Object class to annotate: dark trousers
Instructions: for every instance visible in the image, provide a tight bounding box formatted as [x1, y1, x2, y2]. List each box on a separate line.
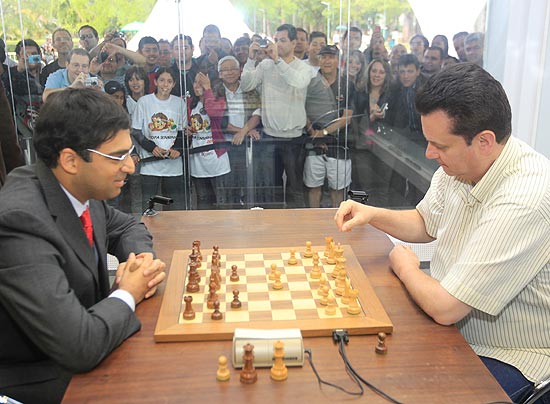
[192, 175, 226, 210]
[481, 356, 550, 404]
[256, 134, 305, 208]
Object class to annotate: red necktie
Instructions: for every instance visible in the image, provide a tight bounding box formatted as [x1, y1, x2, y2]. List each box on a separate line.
[80, 208, 94, 247]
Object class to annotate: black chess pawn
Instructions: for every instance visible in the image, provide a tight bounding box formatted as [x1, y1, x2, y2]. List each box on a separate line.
[230, 264, 240, 282]
[375, 332, 388, 355]
[231, 290, 242, 309]
[211, 300, 223, 320]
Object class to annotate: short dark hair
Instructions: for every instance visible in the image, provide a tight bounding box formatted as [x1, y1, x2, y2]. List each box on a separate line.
[296, 28, 308, 41]
[15, 39, 41, 56]
[342, 27, 362, 41]
[158, 39, 170, 47]
[203, 24, 221, 37]
[234, 36, 251, 47]
[309, 31, 327, 44]
[34, 89, 130, 167]
[171, 34, 193, 48]
[154, 66, 176, 81]
[398, 53, 420, 69]
[52, 28, 72, 42]
[138, 36, 159, 51]
[415, 63, 512, 144]
[277, 24, 297, 41]
[78, 25, 98, 39]
[431, 34, 449, 55]
[410, 34, 429, 50]
[125, 66, 150, 94]
[67, 48, 90, 63]
[425, 46, 444, 60]
[453, 31, 468, 41]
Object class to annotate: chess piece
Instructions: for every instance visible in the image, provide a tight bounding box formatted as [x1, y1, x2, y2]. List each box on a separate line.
[342, 279, 351, 305]
[231, 289, 242, 309]
[270, 340, 288, 381]
[319, 285, 329, 305]
[375, 332, 388, 355]
[183, 295, 195, 320]
[230, 264, 240, 282]
[240, 343, 257, 384]
[324, 296, 336, 315]
[186, 257, 200, 293]
[269, 263, 277, 281]
[216, 355, 230, 381]
[207, 281, 218, 309]
[272, 270, 283, 290]
[310, 252, 321, 279]
[347, 289, 361, 315]
[211, 300, 223, 320]
[303, 241, 313, 258]
[287, 249, 298, 265]
[326, 241, 336, 265]
[335, 266, 347, 296]
[193, 240, 202, 262]
[317, 274, 327, 295]
[324, 236, 333, 257]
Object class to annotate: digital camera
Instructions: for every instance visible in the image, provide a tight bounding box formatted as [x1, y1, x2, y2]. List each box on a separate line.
[28, 54, 41, 64]
[85, 77, 99, 87]
[97, 50, 109, 64]
[259, 39, 269, 48]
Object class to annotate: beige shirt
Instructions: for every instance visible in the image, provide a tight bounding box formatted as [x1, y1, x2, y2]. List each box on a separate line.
[417, 136, 550, 382]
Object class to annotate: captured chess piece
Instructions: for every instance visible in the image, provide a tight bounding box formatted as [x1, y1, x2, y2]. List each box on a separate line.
[375, 332, 388, 355]
[240, 343, 257, 384]
[270, 340, 288, 381]
[211, 300, 223, 320]
[183, 295, 195, 320]
[231, 289, 242, 309]
[216, 355, 230, 381]
[287, 249, 298, 265]
[230, 264, 240, 282]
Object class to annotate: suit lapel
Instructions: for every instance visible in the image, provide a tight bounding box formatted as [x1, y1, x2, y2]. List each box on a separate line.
[36, 162, 100, 289]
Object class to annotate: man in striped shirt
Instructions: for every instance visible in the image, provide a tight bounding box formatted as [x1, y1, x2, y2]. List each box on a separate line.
[335, 63, 549, 403]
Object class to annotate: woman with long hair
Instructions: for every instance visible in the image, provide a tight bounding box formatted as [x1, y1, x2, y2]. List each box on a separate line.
[351, 58, 392, 205]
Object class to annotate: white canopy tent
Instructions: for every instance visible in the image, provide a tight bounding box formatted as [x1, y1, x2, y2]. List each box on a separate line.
[128, 0, 252, 54]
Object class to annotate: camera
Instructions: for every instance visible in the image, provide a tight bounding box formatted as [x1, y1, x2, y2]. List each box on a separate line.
[259, 39, 269, 48]
[85, 77, 99, 87]
[347, 190, 369, 204]
[143, 195, 174, 216]
[97, 50, 109, 63]
[27, 54, 41, 65]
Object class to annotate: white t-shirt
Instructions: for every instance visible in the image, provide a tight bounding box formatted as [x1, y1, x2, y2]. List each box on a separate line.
[132, 94, 186, 177]
[126, 95, 138, 119]
[189, 101, 230, 178]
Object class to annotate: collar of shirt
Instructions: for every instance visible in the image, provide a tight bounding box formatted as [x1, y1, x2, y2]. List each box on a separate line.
[60, 183, 89, 217]
[470, 136, 517, 204]
[223, 83, 242, 98]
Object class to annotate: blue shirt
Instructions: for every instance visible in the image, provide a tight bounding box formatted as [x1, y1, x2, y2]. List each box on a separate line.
[44, 68, 70, 89]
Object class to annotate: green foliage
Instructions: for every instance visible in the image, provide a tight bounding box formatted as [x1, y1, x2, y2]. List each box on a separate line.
[1, 0, 411, 46]
[0, 0, 156, 42]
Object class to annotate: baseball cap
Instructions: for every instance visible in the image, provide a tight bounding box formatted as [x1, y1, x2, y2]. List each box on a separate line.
[318, 45, 339, 56]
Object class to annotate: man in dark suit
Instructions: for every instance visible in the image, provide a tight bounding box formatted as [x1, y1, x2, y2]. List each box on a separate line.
[0, 88, 166, 403]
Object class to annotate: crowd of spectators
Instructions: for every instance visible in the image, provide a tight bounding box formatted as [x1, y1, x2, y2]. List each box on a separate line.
[0, 23, 485, 211]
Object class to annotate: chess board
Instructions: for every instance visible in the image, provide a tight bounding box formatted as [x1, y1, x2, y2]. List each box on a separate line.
[154, 245, 393, 342]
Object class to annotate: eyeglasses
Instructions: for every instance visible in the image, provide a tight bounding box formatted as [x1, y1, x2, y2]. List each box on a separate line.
[80, 34, 95, 40]
[86, 145, 135, 162]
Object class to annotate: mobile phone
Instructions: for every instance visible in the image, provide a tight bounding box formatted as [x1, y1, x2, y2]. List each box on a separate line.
[380, 102, 388, 111]
[259, 39, 268, 48]
[97, 50, 109, 64]
[28, 55, 41, 64]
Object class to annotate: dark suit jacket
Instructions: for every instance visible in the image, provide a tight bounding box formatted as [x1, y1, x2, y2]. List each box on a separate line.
[0, 161, 155, 403]
[0, 81, 24, 188]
